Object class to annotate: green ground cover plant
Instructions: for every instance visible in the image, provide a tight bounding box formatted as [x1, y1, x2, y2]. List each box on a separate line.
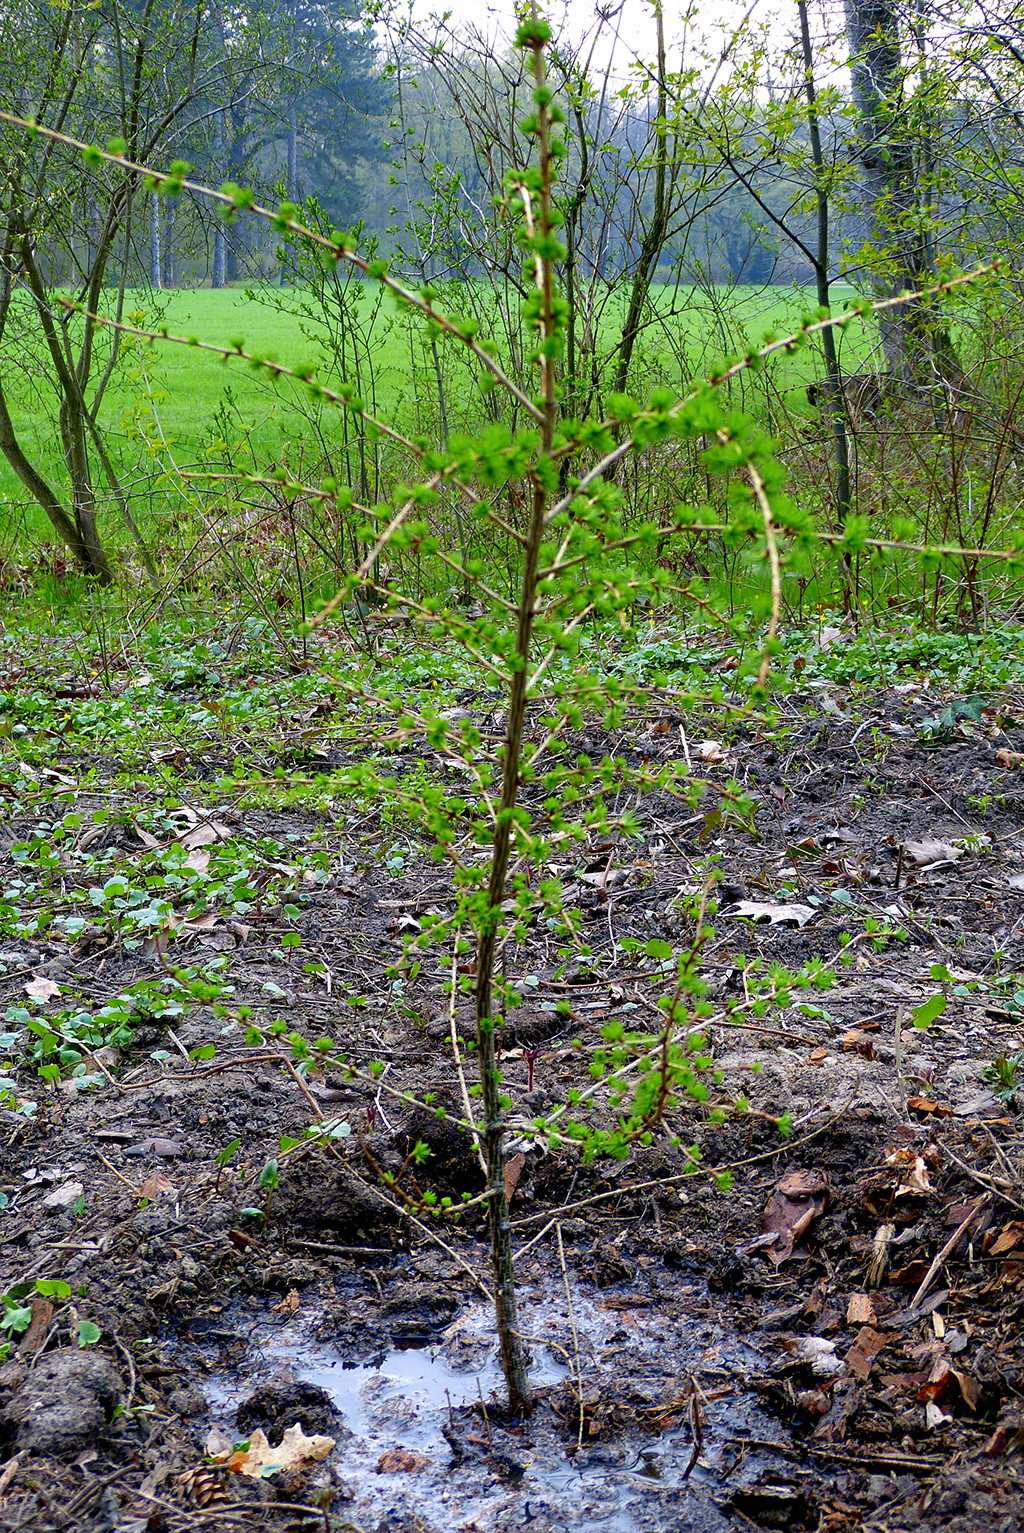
[6, 599, 1024, 1403]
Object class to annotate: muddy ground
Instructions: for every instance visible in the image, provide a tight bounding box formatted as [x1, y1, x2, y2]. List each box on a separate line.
[2, 659, 1024, 1533]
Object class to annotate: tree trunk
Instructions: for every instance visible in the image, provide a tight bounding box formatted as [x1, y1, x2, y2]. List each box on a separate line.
[0, 240, 113, 582]
[286, 107, 298, 200]
[212, 108, 227, 288]
[612, 1, 672, 397]
[149, 194, 162, 289]
[843, 0, 961, 387]
[162, 197, 175, 288]
[797, 0, 851, 530]
[0, 380, 112, 582]
[213, 224, 227, 288]
[281, 105, 298, 287]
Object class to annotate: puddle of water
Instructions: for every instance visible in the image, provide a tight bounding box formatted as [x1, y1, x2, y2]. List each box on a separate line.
[191, 1288, 789, 1533]
[208, 1332, 562, 1450]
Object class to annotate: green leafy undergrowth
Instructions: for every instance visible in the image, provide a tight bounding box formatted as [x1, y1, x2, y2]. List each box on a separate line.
[616, 617, 1024, 696]
[0, 800, 331, 945]
[2, 966, 234, 1087]
[0, 1278, 98, 1359]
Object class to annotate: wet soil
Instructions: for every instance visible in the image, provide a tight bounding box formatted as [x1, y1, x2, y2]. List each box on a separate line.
[2, 668, 1024, 1531]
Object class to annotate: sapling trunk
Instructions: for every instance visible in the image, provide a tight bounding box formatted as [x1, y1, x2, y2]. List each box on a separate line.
[472, 13, 560, 1417]
[474, 466, 545, 1415]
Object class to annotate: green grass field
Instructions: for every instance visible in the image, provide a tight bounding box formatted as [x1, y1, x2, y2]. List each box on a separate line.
[1, 278, 878, 558]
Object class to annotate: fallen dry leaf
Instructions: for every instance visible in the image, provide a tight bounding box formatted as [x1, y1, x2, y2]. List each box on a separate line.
[166, 911, 220, 935]
[504, 1152, 526, 1204]
[790, 1336, 845, 1378]
[904, 837, 963, 869]
[915, 1355, 952, 1405]
[23, 976, 61, 1003]
[376, 1448, 431, 1474]
[996, 748, 1024, 768]
[222, 1424, 335, 1478]
[729, 900, 816, 928]
[179, 821, 233, 851]
[907, 1096, 954, 1118]
[762, 1170, 828, 1265]
[990, 1222, 1024, 1256]
[951, 1366, 980, 1411]
[884, 1147, 933, 1195]
[138, 1170, 177, 1203]
[577, 868, 630, 888]
[17, 1296, 53, 1356]
[815, 626, 849, 648]
[868, 1222, 895, 1287]
[272, 1288, 301, 1315]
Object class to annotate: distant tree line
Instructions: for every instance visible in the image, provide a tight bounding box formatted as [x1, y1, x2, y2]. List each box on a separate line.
[4, 0, 1024, 579]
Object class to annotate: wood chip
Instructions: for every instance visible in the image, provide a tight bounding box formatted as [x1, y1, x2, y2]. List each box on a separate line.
[846, 1293, 876, 1326]
[846, 1325, 888, 1380]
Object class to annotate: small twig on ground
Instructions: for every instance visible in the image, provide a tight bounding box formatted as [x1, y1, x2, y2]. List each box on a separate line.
[448, 942, 486, 1173]
[348, 1168, 494, 1300]
[0, 1452, 25, 1497]
[977, 1118, 1021, 1186]
[513, 1218, 556, 1262]
[113, 1336, 139, 1413]
[97, 1152, 143, 1196]
[283, 1239, 393, 1257]
[683, 1387, 704, 1478]
[555, 1222, 586, 1452]
[476, 1380, 493, 1450]
[278, 1052, 323, 1122]
[120, 1049, 286, 1088]
[910, 1193, 990, 1310]
[940, 1142, 1024, 1215]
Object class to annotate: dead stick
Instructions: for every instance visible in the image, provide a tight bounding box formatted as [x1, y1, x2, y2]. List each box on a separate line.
[348, 1170, 494, 1302]
[279, 1052, 324, 1121]
[910, 1194, 990, 1310]
[683, 1390, 704, 1479]
[97, 1152, 141, 1196]
[555, 1222, 586, 1451]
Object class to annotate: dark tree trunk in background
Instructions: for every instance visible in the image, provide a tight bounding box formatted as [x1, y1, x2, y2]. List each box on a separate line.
[149, 194, 162, 288]
[213, 223, 227, 287]
[162, 196, 175, 288]
[212, 107, 228, 288]
[843, 0, 961, 387]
